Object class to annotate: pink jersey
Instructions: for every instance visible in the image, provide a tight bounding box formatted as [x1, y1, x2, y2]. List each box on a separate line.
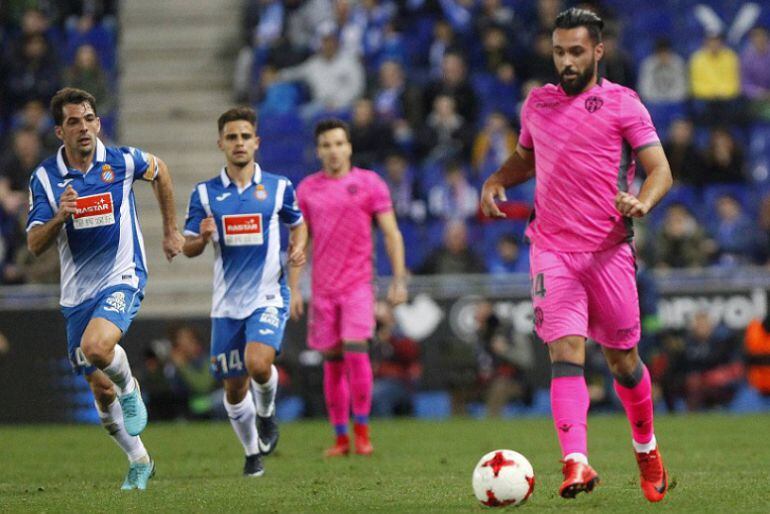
[297, 167, 393, 295]
[519, 79, 660, 252]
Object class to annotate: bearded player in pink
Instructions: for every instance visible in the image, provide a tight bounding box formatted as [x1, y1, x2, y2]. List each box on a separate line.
[481, 9, 673, 502]
[290, 119, 408, 457]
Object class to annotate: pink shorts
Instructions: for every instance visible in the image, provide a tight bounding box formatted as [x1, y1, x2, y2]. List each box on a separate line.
[529, 243, 640, 349]
[308, 284, 375, 351]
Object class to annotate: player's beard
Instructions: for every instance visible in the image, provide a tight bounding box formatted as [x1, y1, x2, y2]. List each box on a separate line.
[559, 59, 596, 96]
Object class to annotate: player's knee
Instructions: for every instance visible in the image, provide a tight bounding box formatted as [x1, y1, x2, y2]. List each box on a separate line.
[80, 335, 113, 366]
[223, 379, 249, 404]
[246, 354, 272, 382]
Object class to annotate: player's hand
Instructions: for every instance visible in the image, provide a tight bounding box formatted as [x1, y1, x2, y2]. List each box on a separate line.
[480, 179, 507, 218]
[615, 192, 650, 218]
[55, 185, 78, 221]
[290, 289, 304, 320]
[163, 230, 185, 261]
[387, 278, 408, 306]
[199, 216, 216, 241]
[287, 242, 306, 267]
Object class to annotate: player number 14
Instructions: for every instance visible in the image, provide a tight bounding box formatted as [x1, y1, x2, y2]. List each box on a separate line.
[216, 350, 244, 374]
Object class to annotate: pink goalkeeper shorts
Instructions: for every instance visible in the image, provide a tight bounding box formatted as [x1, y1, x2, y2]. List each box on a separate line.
[529, 243, 641, 349]
[308, 284, 375, 351]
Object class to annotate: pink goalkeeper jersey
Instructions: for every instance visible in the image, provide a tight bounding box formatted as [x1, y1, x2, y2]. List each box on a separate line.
[297, 167, 393, 295]
[519, 79, 660, 252]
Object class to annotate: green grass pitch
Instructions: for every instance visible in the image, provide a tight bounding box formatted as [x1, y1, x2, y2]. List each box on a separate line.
[1, 413, 768, 513]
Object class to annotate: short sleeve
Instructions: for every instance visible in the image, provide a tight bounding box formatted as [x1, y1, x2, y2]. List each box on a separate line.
[368, 173, 393, 215]
[183, 186, 206, 236]
[517, 94, 533, 150]
[279, 179, 303, 226]
[123, 146, 158, 182]
[619, 91, 660, 151]
[26, 170, 55, 231]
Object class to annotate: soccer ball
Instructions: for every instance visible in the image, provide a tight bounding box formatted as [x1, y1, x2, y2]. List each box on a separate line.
[472, 449, 535, 507]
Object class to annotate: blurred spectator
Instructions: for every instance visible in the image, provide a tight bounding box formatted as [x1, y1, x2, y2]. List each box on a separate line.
[0, 127, 43, 196]
[741, 26, 770, 121]
[653, 204, 716, 269]
[427, 161, 477, 220]
[637, 38, 688, 104]
[419, 220, 485, 274]
[167, 324, 218, 419]
[701, 127, 746, 184]
[417, 95, 473, 164]
[365, 17, 407, 71]
[711, 194, 756, 266]
[758, 194, 770, 264]
[428, 19, 458, 78]
[482, 61, 520, 120]
[478, 25, 514, 75]
[523, 30, 557, 84]
[5, 33, 60, 112]
[744, 313, 770, 396]
[663, 119, 703, 185]
[382, 152, 425, 222]
[285, 0, 334, 51]
[423, 52, 477, 123]
[332, 0, 367, 56]
[63, 44, 113, 114]
[474, 300, 534, 416]
[474, 0, 515, 35]
[599, 31, 635, 88]
[371, 301, 421, 416]
[139, 347, 182, 421]
[9, 99, 58, 152]
[370, 59, 422, 129]
[683, 311, 743, 411]
[486, 234, 529, 274]
[278, 27, 364, 118]
[349, 98, 394, 169]
[689, 33, 741, 124]
[471, 111, 517, 179]
[256, 65, 301, 115]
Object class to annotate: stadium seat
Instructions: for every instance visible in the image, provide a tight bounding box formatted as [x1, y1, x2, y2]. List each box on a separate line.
[729, 383, 770, 413]
[276, 396, 305, 422]
[413, 391, 452, 419]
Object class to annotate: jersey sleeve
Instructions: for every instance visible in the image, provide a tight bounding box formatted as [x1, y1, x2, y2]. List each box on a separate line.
[123, 146, 159, 182]
[619, 91, 660, 151]
[368, 173, 393, 215]
[26, 170, 55, 231]
[517, 94, 534, 150]
[183, 186, 206, 236]
[279, 179, 303, 226]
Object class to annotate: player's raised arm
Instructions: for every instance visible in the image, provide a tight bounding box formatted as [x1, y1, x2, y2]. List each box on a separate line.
[27, 184, 78, 256]
[375, 210, 407, 306]
[615, 145, 673, 218]
[147, 155, 184, 261]
[480, 144, 536, 218]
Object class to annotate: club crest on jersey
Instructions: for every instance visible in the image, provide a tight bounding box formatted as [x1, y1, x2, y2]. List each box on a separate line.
[255, 184, 268, 200]
[101, 164, 115, 183]
[259, 306, 280, 327]
[347, 184, 358, 195]
[104, 291, 127, 313]
[584, 96, 603, 113]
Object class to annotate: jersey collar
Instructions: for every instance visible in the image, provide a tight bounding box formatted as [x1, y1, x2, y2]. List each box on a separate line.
[220, 162, 262, 189]
[56, 138, 107, 177]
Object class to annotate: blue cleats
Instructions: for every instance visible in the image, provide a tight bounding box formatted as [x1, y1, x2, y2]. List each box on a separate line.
[119, 378, 147, 436]
[121, 458, 155, 490]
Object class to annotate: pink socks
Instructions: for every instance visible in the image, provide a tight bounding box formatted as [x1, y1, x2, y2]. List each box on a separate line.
[344, 349, 373, 425]
[613, 362, 654, 446]
[323, 359, 349, 430]
[550, 363, 590, 459]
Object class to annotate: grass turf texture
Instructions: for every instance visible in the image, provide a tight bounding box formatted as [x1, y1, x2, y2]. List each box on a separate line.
[1, 413, 768, 513]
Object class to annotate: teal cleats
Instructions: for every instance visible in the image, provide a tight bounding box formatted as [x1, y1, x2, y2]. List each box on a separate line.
[119, 379, 147, 436]
[121, 459, 155, 491]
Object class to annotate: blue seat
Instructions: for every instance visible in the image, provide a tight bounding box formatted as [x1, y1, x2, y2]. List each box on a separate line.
[413, 391, 452, 419]
[276, 396, 305, 422]
[647, 184, 701, 225]
[729, 383, 770, 413]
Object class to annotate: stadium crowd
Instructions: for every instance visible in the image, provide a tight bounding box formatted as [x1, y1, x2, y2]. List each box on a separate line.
[2, 0, 770, 419]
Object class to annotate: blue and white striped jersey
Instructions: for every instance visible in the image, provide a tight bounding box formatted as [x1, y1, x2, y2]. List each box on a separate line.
[26, 139, 158, 308]
[184, 164, 303, 319]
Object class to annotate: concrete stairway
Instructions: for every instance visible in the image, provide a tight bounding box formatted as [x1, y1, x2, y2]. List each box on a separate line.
[118, 0, 242, 316]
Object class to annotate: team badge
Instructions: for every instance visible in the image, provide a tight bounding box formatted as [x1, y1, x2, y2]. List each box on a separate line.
[584, 96, 603, 113]
[347, 184, 358, 195]
[533, 307, 544, 328]
[101, 164, 115, 183]
[255, 184, 268, 200]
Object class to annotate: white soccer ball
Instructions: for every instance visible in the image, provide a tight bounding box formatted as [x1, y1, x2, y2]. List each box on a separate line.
[472, 449, 535, 508]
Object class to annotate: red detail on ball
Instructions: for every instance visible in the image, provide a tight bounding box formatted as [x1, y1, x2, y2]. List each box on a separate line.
[483, 489, 517, 507]
[481, 451, 517, 478]
[523, 475, 536, 502]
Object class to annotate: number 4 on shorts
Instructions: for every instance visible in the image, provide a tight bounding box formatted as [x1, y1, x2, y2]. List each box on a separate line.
[533, 273, 546, 298]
